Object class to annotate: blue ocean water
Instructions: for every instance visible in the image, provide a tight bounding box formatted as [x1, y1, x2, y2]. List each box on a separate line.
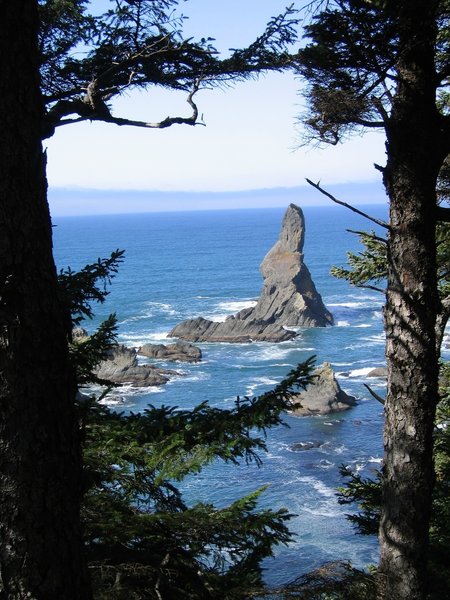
[53, 204, 389, 585]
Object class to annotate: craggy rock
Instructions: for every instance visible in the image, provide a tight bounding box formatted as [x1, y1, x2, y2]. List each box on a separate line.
[138, 341, 202, 362]
[94, 345, 179, 387]
[290, 362, 357, 416]
[169, 204, 333, 343]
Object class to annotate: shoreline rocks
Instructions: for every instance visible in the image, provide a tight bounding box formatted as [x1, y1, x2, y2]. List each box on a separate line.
[138, 341, 202, 363]
[290, 362, 357, 416]
[94, 345, 180, 387]
[169, 204, 333, 343]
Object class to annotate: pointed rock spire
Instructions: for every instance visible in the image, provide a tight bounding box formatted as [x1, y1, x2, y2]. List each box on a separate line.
[169, 204, 333, 343]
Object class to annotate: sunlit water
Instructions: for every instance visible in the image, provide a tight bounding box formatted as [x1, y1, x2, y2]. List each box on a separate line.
[53, 204, 398, 585]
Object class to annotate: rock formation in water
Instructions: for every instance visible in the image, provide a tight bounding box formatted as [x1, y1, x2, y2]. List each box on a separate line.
[138, 341, 202, 362]
[94, 345, 179, 387]
[290, 363, 357, 416]
[169, 204, 333, 343]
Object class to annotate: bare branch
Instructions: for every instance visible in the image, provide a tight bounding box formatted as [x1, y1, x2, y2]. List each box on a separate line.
[305, 178, 390, 230]
[363, 383, 385, 405]
[47, 80, 203, 136]
[346, 229, 388, 244]
[354, 283, 386, 294]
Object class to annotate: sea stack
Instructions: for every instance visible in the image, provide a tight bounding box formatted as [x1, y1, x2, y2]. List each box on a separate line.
[169, 204, 333, 343]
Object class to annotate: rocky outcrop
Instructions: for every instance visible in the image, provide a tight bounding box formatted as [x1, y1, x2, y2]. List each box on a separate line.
[169, 204, 333, 343]
[367, 367, 387, 378]
[95, 345, 179, 387]
[138, 341, 202, 363]
[290, 362, 357, 416]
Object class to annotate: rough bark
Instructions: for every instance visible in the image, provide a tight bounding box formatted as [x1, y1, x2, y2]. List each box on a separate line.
[0, 3, 91, 598]
[378, 2, 445, 598]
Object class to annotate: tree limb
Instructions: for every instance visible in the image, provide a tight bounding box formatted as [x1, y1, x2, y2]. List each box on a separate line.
[346, 229, 388, 244]
[363, 383, 385, 405]
[44, 80, 203, 138]
[305, 179, 390, 229]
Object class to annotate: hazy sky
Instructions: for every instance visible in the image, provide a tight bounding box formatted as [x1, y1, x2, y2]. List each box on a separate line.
[45, 0, 387, 215]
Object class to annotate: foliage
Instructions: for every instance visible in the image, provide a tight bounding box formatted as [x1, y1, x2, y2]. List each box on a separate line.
[253, 561, 376, 600]
[330, 231, 387, 292]
[335, 366, 450, 600]
[58, 249, 124, 325]
[336, 468, 382, 537]
[38, 0, 300, 138]
[58, 250, 124, 384]
[59, 254, 318, 598]
[78, 361, 316, 599]
[81, 400, 294, 599]
[296, 0, 450, 146]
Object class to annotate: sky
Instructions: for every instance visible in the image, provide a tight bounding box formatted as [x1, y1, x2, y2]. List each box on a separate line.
[45, 0, 388, 216]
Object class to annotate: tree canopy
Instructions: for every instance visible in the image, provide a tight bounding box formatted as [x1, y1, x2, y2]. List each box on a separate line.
[39, 0, 299, 138]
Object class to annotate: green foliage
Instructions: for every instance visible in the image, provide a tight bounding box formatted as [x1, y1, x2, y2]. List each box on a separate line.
[296, 0, 398, 144]
[296, 0, 450, 146]
[58, 249, 124, 324]
[58, 250, 124, 385]
[253, 561, 376, 600]
[79, 360, 316, 598]
[335, 364, 450, 599]
[62, 251, 317, 598]
[330, 232, 387, 291]
[336, 468, 381, 537]
[70, 314, 119, 385]
[38, 0, 300, 138]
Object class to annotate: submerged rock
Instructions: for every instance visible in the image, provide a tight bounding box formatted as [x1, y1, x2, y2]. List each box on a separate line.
[169, 204, 333, 343]
[290, 362, 357, 416]
[94, 345, 179, 387]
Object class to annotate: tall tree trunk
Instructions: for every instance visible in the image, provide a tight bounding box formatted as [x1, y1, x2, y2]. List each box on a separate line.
[0, 3, 91, 598]
[378, 2, 444, 598]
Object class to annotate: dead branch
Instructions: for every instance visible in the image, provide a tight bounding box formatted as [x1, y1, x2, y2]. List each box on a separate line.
[305, 178, 390, 229]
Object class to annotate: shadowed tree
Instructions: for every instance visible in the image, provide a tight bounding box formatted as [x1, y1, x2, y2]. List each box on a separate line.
[295, 1, 450, 598]
[0, 2, 300, 597]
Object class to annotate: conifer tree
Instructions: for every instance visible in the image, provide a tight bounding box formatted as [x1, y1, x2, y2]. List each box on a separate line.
[59, 251, 317, 599]
[1, 2, 300, 596]
[295, 2, 450, 597]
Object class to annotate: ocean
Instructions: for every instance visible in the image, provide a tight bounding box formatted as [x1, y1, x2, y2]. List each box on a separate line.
[53, 203, 390, 586]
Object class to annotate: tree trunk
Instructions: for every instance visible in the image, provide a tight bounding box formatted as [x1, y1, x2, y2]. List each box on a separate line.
[378, 2, 445, 599]
[0, 3, 91, 598]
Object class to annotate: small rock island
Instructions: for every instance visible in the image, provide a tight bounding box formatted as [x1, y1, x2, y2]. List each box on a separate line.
[169, 204, 333, 343]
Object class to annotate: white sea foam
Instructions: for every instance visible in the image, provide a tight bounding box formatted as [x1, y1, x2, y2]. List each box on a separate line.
[118, 331, 170, 346]
[145, 301, 179, 314]
[119, 302, 179, 325]
[328, 300, 379, 309]
[204, 299, 257, 322]
[312, 479, 337, 498]
[347, 367, 376, 378]
[170, 372, 209, 384]
[316, 459, 335, 470]
[99, 384, 165, 406]
[258, 345, 293, 361]
[336, 320, 351, 327]
[363, 333, 385, 344]
[217, 299, 257, 312]
[245, 376, 280, 396]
